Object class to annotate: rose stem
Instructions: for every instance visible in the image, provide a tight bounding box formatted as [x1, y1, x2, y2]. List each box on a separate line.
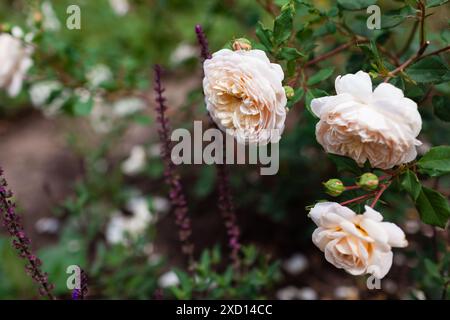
[370, 183, 391, 208]
[339, 192, 375, 207]
[153, 65, 195, 270]
[0, 168, 55, 300]
[384, 1, 431, 82]
[195, 24, 241, 269]
[304, 39, 369, 68]
[345, 185, 361, 191]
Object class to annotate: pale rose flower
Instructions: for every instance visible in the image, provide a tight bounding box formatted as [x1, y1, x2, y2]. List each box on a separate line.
[311, 71, 422, 169]
[203, 49, 287, 144]
[0, 33, 33, 97]
[309, 202, 407, 279]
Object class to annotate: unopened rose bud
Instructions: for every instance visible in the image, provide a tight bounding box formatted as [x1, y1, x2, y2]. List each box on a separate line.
[357, 173, 379, 191]
[284, 85, 295, 98]
[324, 179, 345, 197]
[232, 38, 252, 51]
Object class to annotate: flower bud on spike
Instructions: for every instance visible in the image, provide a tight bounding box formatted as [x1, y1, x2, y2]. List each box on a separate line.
[324, 179, 345, 197]
[357, 173, 379, 191]
[232, 38, 252, 51]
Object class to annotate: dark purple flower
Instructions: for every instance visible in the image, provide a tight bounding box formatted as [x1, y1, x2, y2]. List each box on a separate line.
[0, 167, 55, 300]
[153, 65, 195, 268]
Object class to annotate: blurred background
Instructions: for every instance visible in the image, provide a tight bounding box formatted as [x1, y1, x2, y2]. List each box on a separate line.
[0, 0, 449, 299]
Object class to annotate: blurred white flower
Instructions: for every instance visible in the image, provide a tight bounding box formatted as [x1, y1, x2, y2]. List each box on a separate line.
[106, 196, 153, 245]
[283, 253, 309, 275]
[112, 97, 145, 117]
[109, 0, 130, 16]
[0, 33, 33, 97]
[90, 96, 114, 133]
[404, 219, 420, 234]
[203, 49, 287, 144]
[87, 64, 112, 88]
[334, 286, 359, 300]
[29, 80, 62, 107]
[11, 26, 24, 38]
[311, 71, 422, 169]
[41, 1, 61, 31]
[35, 217, 60, 234]
[383, 279, 398, 294]
[276, 286, 299, 300]
[148, 144, 162, 158]
[297, 287, 318, 300]
[170, 43, 197, 65]
[411, 289, 426, 300]
[309, 202, 408, 279]
[151, 196, 170, 213]
[121, 145, 147, 175]
[158, 271, 180, 288]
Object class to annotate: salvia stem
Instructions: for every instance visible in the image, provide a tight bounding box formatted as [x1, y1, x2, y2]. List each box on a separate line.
[153, 65, 195, 269]
[0, 168, 55, 300]
[195, 24, 212, 61]
[71, 269, 88, 300]
[195, 24, 241, 268]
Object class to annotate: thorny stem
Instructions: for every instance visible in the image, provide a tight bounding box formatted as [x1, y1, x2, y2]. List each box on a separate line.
[384, 41, 430, 82]
[345, 185, 361, 191]
[340, 192, 376, 207]
[421, 45, 450, 59]
[195, 24, 241, 269]
[304, 39, 369, 68]
[0, 168, 55, 300]
[370, 182, 391, 208]
[153, 65, 195, 269]
[256, 0, 279, 17]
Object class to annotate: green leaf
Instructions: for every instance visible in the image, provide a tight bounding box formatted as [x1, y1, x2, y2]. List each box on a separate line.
[433, 95, 450, 122]
[401, 169, 421, 201]
[381, 6, 416, 29]
[417, 146, 450, 177]
[415, 187, 450, 228]
[273, 1, 295, 45]
[426, 0, 449, 8]
[255, 22, 273, 51]
[406, 56, 450, 83]
[73, 96, 93, 116]
[277, 47, 304, 61]
[307, 67, 335, 86]
[173, 268, 193, 293]
[328, 154, 362, 175]
[424, 259, 442, 281]
[337, 0, 377, 10]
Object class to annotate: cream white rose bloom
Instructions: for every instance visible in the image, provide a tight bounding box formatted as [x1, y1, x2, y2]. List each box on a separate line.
[0, 33, 33, 97]
[309, 202, 407, 279]
[311, 71, 422, 169]
[203, 49, 287, 144]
